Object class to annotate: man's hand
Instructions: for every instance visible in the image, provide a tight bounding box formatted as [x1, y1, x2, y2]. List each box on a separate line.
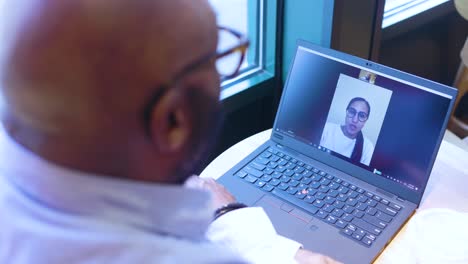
[185, 176, 237, 209]
[295, 249, 343, 264]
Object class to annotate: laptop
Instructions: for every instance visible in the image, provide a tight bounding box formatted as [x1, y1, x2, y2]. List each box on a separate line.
[217, 40, 457, 264]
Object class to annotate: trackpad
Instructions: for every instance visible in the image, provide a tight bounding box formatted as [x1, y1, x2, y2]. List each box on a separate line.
[255, 195, 310, 238]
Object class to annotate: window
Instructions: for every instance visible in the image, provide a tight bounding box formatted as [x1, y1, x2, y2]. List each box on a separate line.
[209, 0, 278, 99]
[383, 0, 450, 28]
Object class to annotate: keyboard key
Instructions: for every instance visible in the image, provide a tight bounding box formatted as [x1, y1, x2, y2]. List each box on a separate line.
[278, 183, 288, 190]
[278, 159, 288, 166]
[303, 170, 313, 177]
[319, 186, 330, 193]
[262, 184, 274, 192]
[357, 188, 365, 194]
[381, 199, 389, 205]
[334, 201, 345, 209]
[329, 182, 340, 190]
[334, 178, 343, 184]
[332, 209, 344, 218]
[353, 210, 364, 218]
[336, 219, 347, 229]
[348, 191, 359, 199]
[352, 233, 363, 241]
[291, 159, 298, 164]
[295, 192, 306, 199]
[365, 192, 374, 198]
[289, 180, 299, 187]
[389, 202, 402, 211]
[313, 200, 325, 208]
[262, 152, 272, 158]
[361, 237, 373, 246]
[338, 186, 349, 194]
[363, 214, 388, 229]
[319, 171, 327, 177]
[292, 174, 303, 181]
[260, 175, 272, 182]
[356, 203, 368, 211]
[326, 215, 338, 224]
[311, 174, 322, 181]
[236, 171, 248, 178]
[350, 185, 357, 191]
[264, 168, 274, 175]
[298, 162, 305, 167]
[244, 166, 263, 177]
[272, 172, 282, 179]
[255, 157, 270, 165]
[306, 165, 313, 170]
[287, 187, 297, 195]
[343, 214, 354, 222]
[270, 179, 281, 186]
[316, 210, 328, 219]
[283, 155, 291, 161]
[294, 167, 305, 174]
[324, 196, 336, 204]
[312, 168, 320, 173]
[267, 162, 278, 169]
[352, 218, 382, 236]
[277, 152, 284, 158]
[328, 190, 339, 198]
[346, 224, 357, 232]
[301, 178, 312, 185]
[375, 211, 392, 223]
[275, 166, 286, 173]
[366, 199, 377, 207]
[315, 192, 326, 200]
[343, 206, 354, 214]
[342, 182, 350, 187]
[244, 175, 257, 183]
[310, 182, 321, 189]
[280, 176, 291, 183]
[255, 181, 266, 188]
[346, 198, 358, 207]
[305, 195, 315, 204]
[306, 188, 318, 196]
[366, 207, 377, 216]
[376, 203, 397, 216]
[337, 194, 348, 202]
[373, 196, 381, 202]
[323, 204, 334, 213]
[342, 228, 353, 236]
[285, 170, 294, 177]
[271, 156, 280, 162]
[356, 229, 366, 237]
[357, 195, 368, 203]
[267, 148, 276, 154]
[366, 234, 376, 241]
[320, 179, 331, 186]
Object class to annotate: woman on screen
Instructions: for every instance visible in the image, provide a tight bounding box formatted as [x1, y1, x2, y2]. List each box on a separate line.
[320, 97, 375, 166]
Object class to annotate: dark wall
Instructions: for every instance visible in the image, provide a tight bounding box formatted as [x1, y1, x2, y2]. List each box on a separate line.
[379, 4, 468, 86]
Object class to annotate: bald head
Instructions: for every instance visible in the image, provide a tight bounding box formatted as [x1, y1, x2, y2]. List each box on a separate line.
[1, 0, 217, 133]
[0, 0, 221, 182]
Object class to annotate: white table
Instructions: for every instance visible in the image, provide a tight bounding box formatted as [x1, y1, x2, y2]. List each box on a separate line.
[201, 129, 468, 263]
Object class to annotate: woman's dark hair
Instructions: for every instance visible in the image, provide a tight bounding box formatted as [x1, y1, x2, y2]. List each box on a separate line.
[346, 97, 370, 164]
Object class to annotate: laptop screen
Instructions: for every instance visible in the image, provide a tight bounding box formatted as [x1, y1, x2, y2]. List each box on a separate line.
[275, 45, 453, 195]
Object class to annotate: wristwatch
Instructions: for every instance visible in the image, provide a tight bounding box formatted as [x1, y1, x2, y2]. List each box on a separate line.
[213, 202, 248, 221]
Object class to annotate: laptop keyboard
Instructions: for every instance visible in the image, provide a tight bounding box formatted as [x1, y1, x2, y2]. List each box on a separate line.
[234, 147, 403, 247]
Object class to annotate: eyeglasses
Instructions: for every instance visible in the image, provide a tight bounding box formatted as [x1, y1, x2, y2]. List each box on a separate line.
[143, 26, 250, 135]
[346, 107, 369, 122]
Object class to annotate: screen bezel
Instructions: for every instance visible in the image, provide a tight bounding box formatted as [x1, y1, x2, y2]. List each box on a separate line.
[271, 40, 457, 205]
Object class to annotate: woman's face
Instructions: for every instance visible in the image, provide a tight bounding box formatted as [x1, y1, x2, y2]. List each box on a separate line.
[344, 100, 369, 138]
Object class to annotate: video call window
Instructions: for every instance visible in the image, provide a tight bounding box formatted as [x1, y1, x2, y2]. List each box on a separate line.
[275, 47, 451, 192]
[320, 73, 392, 167]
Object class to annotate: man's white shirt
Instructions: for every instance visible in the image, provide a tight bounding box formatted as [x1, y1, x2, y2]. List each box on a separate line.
[0, 126, 301, 263]
[320, 122, 374, 166]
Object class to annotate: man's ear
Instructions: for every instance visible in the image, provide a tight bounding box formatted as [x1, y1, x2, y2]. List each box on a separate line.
[148, 89, 192, 153]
